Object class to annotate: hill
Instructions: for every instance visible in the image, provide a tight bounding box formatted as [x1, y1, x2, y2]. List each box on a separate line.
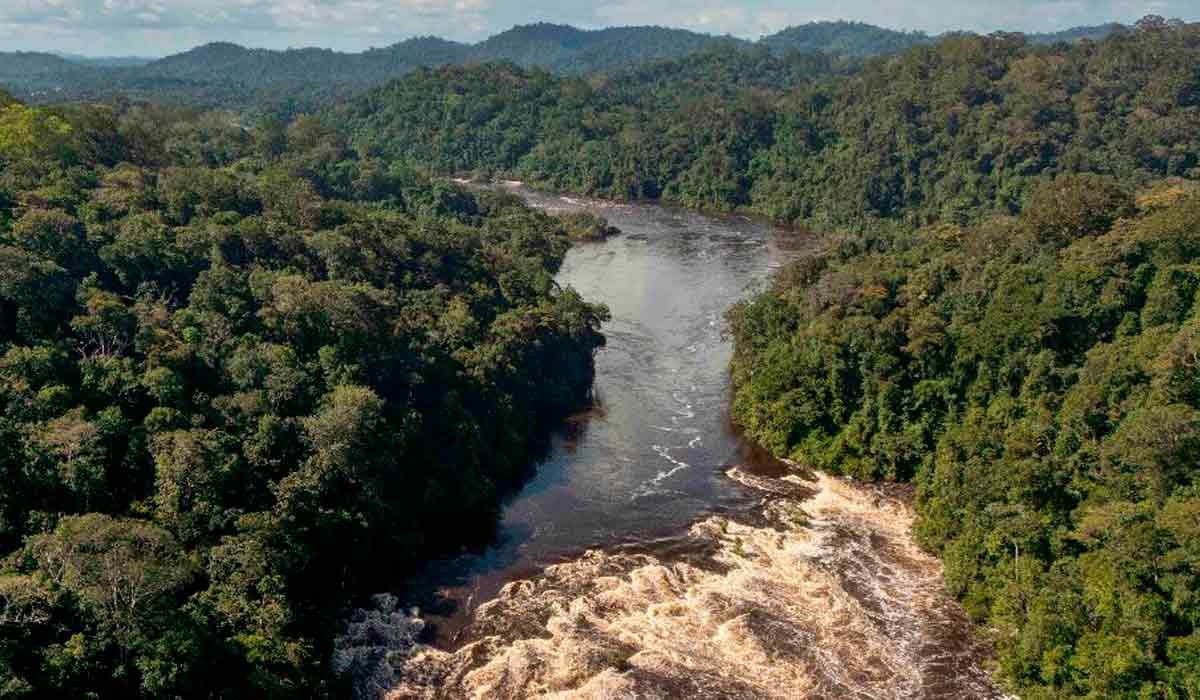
[0, 24, 737, 112]
[137, 37, 470, 84]
[471, 23, 739, 71]
[57, 53, 156, 67]
[341, 19, 1199, 226]
[0, 52, 104, 91]
[758, 20, 1122, 57]
[0, 93, 607, 698]
[1028, 22, 1125, 44]
[0, 19, 1139, 115]
[761, 21, 931, 56]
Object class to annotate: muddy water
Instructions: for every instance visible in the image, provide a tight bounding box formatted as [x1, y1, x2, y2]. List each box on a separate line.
[372, 186, 1004, 699]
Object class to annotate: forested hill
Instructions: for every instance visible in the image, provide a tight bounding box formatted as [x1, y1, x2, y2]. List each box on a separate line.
[1028, 22, 1127, 44]
[0, 52, 106, 94]
[716, 17, 1200, 700]
[760, 21, 931, 56]
[342, 18, 1199, 228]
[124, 24, 736, 79]
[469, 24, 737, 71]
[0, 20, 1124, 113]
[758, 20, 1122, 55]
[55, 54, 154, 68]
[136, 38, 468, 82]
[120, 25, 736, 90]
[730, 176, 1200, 700]
[0, 24, 728, 110]
[0, 91, 607, 697]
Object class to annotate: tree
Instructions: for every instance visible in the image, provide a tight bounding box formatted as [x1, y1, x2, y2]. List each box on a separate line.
[26, 514, 193, 652]
[0, 104, 73, 164]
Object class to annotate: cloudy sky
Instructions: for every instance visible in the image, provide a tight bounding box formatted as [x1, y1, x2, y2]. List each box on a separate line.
[2, 0, 1196, 56]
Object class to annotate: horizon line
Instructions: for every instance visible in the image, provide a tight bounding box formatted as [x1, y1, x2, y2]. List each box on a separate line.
[11, 16, 1148, 60]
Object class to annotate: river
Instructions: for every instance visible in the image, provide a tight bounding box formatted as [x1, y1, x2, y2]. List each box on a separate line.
[335, 186, 1006, 699]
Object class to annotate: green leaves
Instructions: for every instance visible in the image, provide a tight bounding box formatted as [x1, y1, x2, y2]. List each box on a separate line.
[0, 103, 606, 697]
[0, 104, 74, 165]
[25, 514, 193, 649]
[342, 25, 1200, 233]
[1023, 174, 1137, 248]
[732, 188, 1200, 696]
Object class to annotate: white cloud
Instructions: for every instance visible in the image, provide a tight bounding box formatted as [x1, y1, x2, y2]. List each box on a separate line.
[0, 0, 1196, 55]
[0, 0, 492, 51]
[590, 0, 1198, 36]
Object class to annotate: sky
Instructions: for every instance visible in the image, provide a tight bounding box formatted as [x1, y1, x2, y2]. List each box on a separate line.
[1, 0, 1197, 57]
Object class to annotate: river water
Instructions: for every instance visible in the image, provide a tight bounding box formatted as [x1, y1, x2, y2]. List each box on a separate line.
[346, 186, 1006, 699]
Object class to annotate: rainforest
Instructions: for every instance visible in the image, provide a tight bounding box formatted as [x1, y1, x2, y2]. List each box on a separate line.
[1, 13, 1199, 700]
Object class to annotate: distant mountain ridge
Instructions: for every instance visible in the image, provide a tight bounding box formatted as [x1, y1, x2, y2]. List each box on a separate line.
[757, 20, 1127, 55]
[130, 24, 736, 82]
[55, 53, 156, 67]
[760, 20, 929, 56]
[0, 20, 1129, 109]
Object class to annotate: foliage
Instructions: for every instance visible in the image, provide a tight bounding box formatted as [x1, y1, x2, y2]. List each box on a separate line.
[750, 17, 1200, 227]
[760, 21, 931, 57]
[0, 95, 607, 698]
[728, 175, 1200, 697]
[0, 24, 735, 115]
[0, 15, 1195, 699]
[340, 48, 849, 210]
[0, 103, 74, 163]
[0, 20, 1024, 115]
[342, 19, 1200, 229]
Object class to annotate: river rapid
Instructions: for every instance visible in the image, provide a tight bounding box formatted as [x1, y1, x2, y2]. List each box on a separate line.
[336, 186, 1006, 699]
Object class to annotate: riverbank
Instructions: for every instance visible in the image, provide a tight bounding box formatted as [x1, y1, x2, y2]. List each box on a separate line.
[339, 186, 1005, 699]
[449, 175, 829, 236]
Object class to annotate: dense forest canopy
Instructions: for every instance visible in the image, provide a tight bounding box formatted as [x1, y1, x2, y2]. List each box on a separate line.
[338, 47, 850, 208]
[729, 174, 1200, 699]
[339, 15, 1200, 697]
[0, 20, 1123, 115]
[0, 91, 607, 697]
[759, 21, 931, 57]
[0, 24, 743, 113]
[758, 19, 1126, 55]
[1, 11, 1199, 700]
[719, 17, 1200, 700]
[338, 18, 1199, 229]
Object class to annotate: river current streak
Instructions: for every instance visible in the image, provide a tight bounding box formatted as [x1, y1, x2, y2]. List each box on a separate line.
[351, 186, 1003, 699]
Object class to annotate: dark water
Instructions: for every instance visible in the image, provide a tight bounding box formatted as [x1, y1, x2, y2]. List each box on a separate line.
[408, 185, 807, 641]
[379, 186, 1004, 700]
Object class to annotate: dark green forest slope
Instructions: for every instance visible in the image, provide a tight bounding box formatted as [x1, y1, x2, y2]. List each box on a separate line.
[760, 21, 930, 56]
[1, 13, 1197, 700]
[340, 16, 1200, 697]
[0, 24, 734, 112]
[730, 175, 1200, 699]
[0, 20, 1121, 115]
[758, 20, 1121, 56]
[339, 47, 849, 208]
[0, 94, 606, 697]
[342, 18, 1199, 229]
[722, 19, 1200, 700]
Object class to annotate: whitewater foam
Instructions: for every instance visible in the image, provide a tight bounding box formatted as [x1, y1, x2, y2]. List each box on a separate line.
[373, 469, 1003, 700]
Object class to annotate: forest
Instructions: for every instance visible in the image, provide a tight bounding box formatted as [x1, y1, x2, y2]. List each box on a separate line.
[341, 15, 1200, 697]
[342, 17, 1198, 229]
[0, 22, 850, 112]
[730, 175, 1200, 698]
[0, 12, 1198, 700]
[0, 20, 1118, 116]
[720, 20, 1200, 700]
[0, 93, 606, 697]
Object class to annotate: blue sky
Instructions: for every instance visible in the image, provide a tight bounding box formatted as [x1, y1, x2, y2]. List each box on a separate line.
[2, 0, 1197, 56]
